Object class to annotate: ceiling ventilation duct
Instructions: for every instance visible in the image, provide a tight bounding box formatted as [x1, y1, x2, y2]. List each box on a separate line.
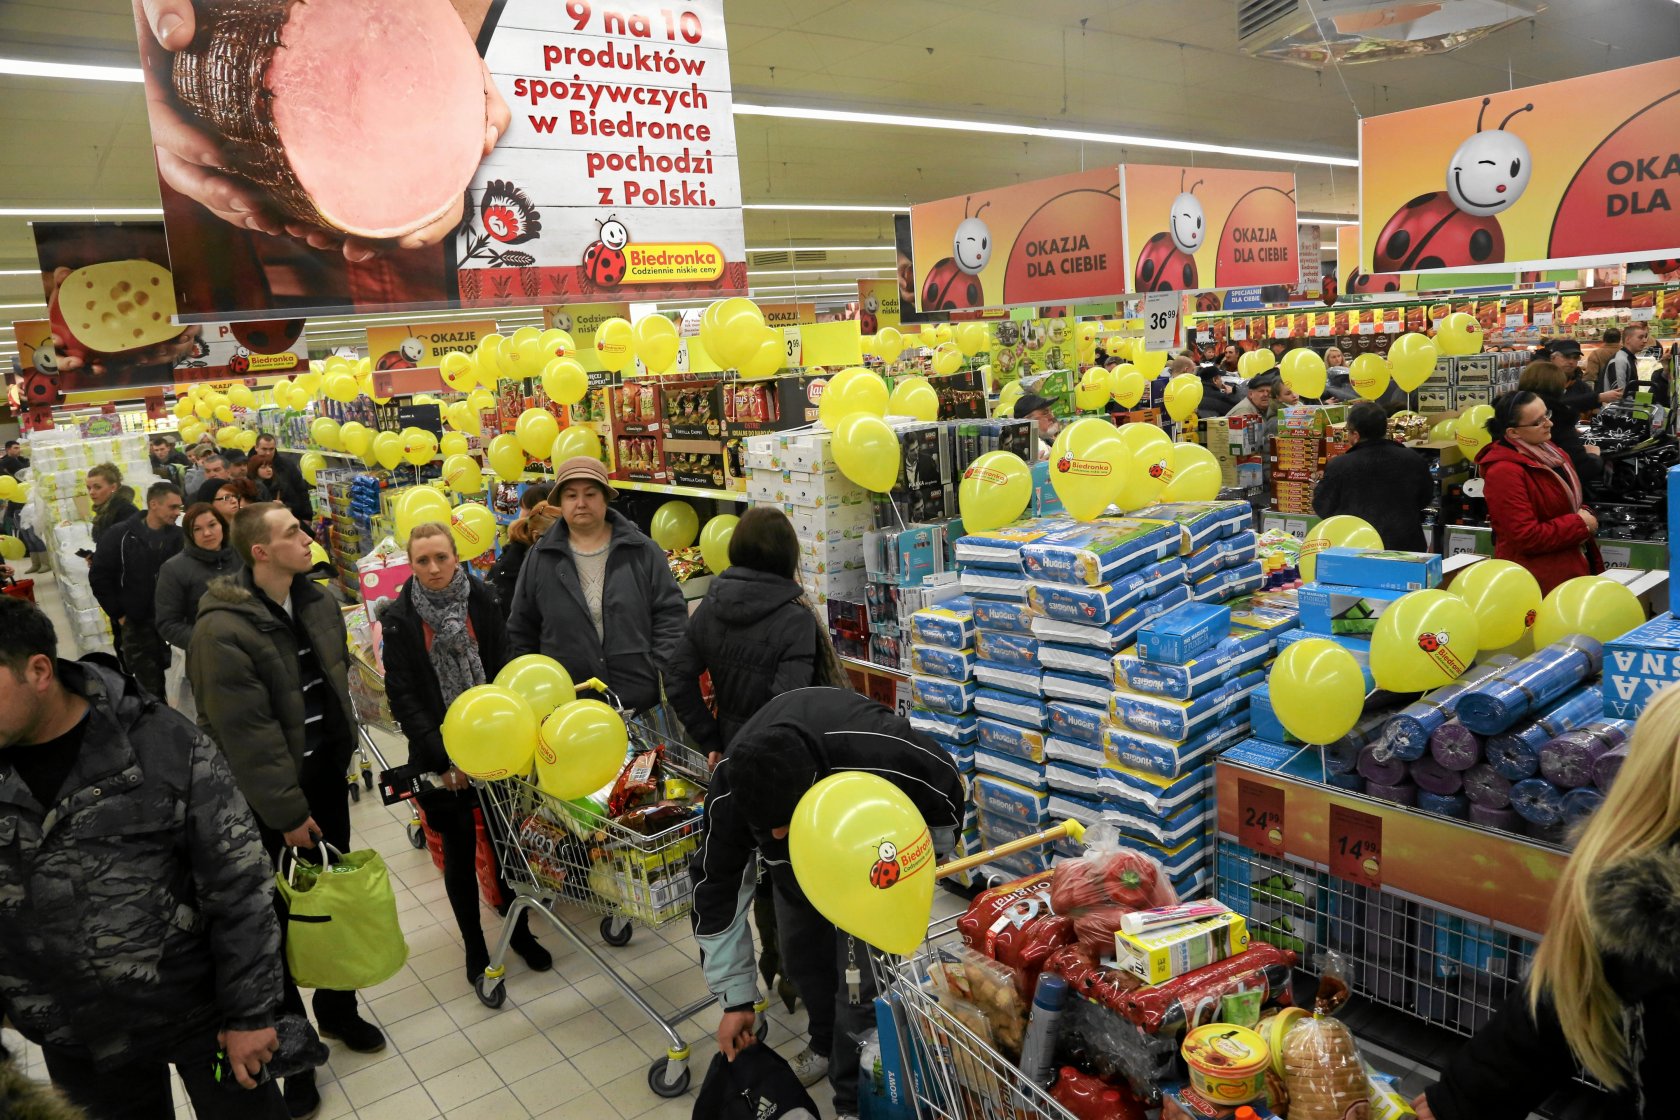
[1238, 0, 1546, 67]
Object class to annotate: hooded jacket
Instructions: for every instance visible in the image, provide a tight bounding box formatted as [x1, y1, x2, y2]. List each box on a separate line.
[486, 506, 554, 622]
[1311, 437, 1434, 552]
[89, 512, 183, 627]
[153, 541, 242, 650]
[666, 567, 823, 756]
[187, 569, 356, 833]
[690, 688, 965, 1009]
[0, 659, 281, 1069]
[1476, 438, 1602, 595]
[1535, 380, 1603, 491]
[90, 486, 137, 542]
[1425, 843, 1680, 1119]
[505, 508, 687, 713]
[378, 575, 510, 773]
[262, 454, 314, 524]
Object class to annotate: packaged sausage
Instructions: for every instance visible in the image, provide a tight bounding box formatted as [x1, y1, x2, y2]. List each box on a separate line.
[1117, 941, 1298, 1036]
[957, 870, 1055, 962]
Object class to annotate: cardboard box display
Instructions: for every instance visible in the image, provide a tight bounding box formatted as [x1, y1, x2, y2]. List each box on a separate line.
[1297, 582, 1406, 637]
[1314, 547, 1442, 591]
[1604, 613, 1680, 720]
[1136, 601, 1232, 665]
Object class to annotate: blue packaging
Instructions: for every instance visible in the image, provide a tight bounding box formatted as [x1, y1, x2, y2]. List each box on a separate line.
[1219, 736, 1328, 784]
[907, 707, 978, 745]
[1132, 500, 1253, 550]
[1112, 625, 1278, 701]
[1604, 613, 1680, 720]
[1046, 760, 1212, 817]
[910, 674, 977, 715]
[976, 717, 1047, 763]
[971, 598, 1036, 633]
[1030, 583, 1192, 651]
[1314, 546, 1443, 592]
[1671, 465, 1680, 613]
[975, 810, 1042, 846]
[1041, 671, 1114, 707]
[909, 644, 977, 681]
[945, 742, 976, 774]
[1040, 642, 1113, 679]
[1045, 735, 1106, 770]
[1102, 718, 1246, 779]
[1026, 557, 1187, 624]
[909, 601, 976, 650]
[959, 568, 1031, 602]
[1190, 560, 1265, 604]
[1228, 592, 1301, 634]
[1046, 700, 1110, 745]
[975, 748, 1048, 790]
[952, 517, 1076, 571]
[1019, 518, 1183, 587]
[1276, 629, 1371, 673]
[1136, 601, 1232, 665]
[974, 688, 1050, 729]
[975, 630, 1040, 669]
[1297, 582, 1407, 637]
[1247, 683, 1297, 745]
[1184, 531, 1259, 583]
[1109, 670, 1263, 742]
[974, 659, 1043, 697]
[974, 773, 1050, 825]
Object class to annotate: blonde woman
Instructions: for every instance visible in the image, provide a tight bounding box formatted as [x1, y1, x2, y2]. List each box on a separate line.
[1417, 685, 1680, 1118]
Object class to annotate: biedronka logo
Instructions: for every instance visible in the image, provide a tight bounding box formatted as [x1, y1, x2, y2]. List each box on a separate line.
[868, 828, 933, 890]
[963, 464, 1008, 485]
[1055, 453, 1112, 477]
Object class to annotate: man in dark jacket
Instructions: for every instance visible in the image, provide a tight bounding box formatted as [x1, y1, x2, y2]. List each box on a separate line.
[0, 596, 286, 1118]
[252, 433, 315, 525]
[1312, 402, 1434, 553]
[90, 481, 184, 700]
[506, 457, 687, 713]
[149, 435, 185, 489]
[692, 687, 965, 1115]
[193, 454, 233, 506]
[188, 503, 383, 1117]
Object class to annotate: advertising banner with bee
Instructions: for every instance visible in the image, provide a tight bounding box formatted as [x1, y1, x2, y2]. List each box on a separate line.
[1359, 56, 1680, 276]
[1118, 165, 1300, 295]
[131, 0, 745, 322]
[366, 321, 498, 372]
[543, 303, 632, 372]
[909, 167, 1126, 313]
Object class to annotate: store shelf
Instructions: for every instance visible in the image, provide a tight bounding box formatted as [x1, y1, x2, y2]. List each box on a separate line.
[516, 467, 750, 503]
[839, 654, 907, 680]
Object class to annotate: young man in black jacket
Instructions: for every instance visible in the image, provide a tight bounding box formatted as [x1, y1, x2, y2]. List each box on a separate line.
[1312, 401, 1434, 552]
[90, 481, 184, 700]
[252, 433, 315, 526]
[691, 687, 965, 1117]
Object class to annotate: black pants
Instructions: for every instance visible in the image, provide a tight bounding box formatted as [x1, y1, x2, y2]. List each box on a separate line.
[771, 866, 878, 1115]
[259, 745, 359, 1030]
[118, 621, 170, 702]
[42, 1029, 287, 1120]
[415, 786, 518, 958]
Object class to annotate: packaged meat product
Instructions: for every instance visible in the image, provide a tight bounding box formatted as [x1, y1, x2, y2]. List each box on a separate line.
[958, 871, 1055, 963]
[1282, 1016, 1370, 1120]
[1055, 990, 1179, 1101]
[1118, 942, 1298, 1036]
[1045, 944, 1144, 1012]
[607, 748, 662, 816]
[1003, 914, 1075, 998]
[1050, 1067, 1149, 1120]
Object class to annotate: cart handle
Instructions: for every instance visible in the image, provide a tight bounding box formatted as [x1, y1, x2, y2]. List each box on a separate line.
[934, 819, 1086, 880]
[578, 677, 608, 694]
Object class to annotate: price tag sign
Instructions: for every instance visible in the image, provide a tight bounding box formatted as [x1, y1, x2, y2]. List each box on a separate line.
[1237, 779, 1286, 857]
[1613, 284, 1626, 301]
[1143, 291, 1181, 352]
[673, 339, 692, 376]
[1231, 328, 1248, 342]
[1357, 322, 1376, 335]
[1196, 329, 1214, 343]
[1505, 313, 1527, 328]
[1533, 311, 1554, 327]
[782, 325, 804, 368]
[1272, 326, 1290, 339]
[1382, 320, 1401, 334]
[1328, 803, 1383, 888]
[1631, 305, 1656, 322]
[1601, 543, 1633, 569]
[1313, 325, 1331, 337]
[1446, 529, 1479, 556]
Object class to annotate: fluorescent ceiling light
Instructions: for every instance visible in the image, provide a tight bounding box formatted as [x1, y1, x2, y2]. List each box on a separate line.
[0, 58, 143, 83]
[746, 245, 893, 254]
[0, 303, 45, 310]
[1300, 217, 1356, 226]
[747, 266, 894, 277]
[0, 268, 39, 276]
[0, 207, 162, 217]
[743, 203, 906, 213]
[734, 102, 1359, 168]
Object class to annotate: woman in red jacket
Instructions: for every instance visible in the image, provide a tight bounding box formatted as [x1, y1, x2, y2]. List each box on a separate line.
[1475, 390, 1602, 594]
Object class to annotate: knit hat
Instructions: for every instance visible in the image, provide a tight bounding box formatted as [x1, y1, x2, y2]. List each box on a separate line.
[728, 726, 822, 832]
[551, 456, 617, 499]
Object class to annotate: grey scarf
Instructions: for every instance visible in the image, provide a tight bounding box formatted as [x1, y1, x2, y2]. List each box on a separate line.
[411, 567, 485, 706]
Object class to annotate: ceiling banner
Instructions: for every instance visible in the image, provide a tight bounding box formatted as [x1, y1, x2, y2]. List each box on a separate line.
[366, 321, 497, 370]
[1359, 56, 1680, 276]
[1119, 165, 1300, 294]
[857, 278, 901, 333]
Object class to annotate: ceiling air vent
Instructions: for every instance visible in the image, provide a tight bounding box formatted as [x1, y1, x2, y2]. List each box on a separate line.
[1239, 0, 1299, 42]
[1237, 0, 1546, 68]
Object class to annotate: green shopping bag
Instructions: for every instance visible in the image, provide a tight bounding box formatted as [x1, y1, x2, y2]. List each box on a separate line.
[276, 843, 409, 991]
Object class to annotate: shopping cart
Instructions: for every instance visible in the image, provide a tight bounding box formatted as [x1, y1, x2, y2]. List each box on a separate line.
[474, 678, 766, 1098]
[346, 641, 420, 840]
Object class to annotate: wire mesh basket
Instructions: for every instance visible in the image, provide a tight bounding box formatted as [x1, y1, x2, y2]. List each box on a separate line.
[347, 647, 399, 735]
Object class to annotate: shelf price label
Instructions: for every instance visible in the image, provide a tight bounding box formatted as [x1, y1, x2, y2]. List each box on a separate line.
[1238, 779, 1286, 857]
[1143, 291, 1181, 352]
[782, 326, 804, 368]
[1328, 803, 1383, 888]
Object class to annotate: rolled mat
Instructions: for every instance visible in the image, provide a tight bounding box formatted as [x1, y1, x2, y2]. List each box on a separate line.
[1326, 772, 1367, 794]
[1539, 720, 1634, 790]
[1463, 763, 1513, 809]
[1326, 710, 1395, 773]
[1523, 819, 1571, 845]
[1417, 790, 1469, 819]
[1428, 722, 1484, 772]
[1410, 755, 1465, 797]
[1455, 637, 1604, 736]
[1484, 687, 1604, 782]
[1469, 803, 1520, 830]
[1375, 655, 1519, 762]
[1358, 743, 1410, 788]
[1323, 735, 1362, 775]
[1594, 745, 1628, 792]
[1366, 780, 1418, 807]
[1510, 777, 1565, 827]
[1563, 787, 1605, 826]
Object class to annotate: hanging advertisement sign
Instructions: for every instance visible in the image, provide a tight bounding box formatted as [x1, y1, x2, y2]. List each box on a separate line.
[857, 278, 901, 333]
[1120, 165, 1299, 293]
[1336, 226, 1411, 295]
[131, 0, 745, 321]
[910, 167, 1126, 312]
[1359, 57, 1680, 276]
[366, 321, 498, 370]
[544, 302, 632, 371]
[173, 320, 308, 385]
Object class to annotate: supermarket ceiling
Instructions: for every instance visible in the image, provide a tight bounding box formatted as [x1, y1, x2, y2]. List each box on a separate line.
[0, 0, 1677, 330]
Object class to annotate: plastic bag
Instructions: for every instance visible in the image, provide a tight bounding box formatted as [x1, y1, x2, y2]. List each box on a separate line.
[957, 870, 1055, 962]
[1048, 823, 1178, 915]
[1282, 1015, 1370, 1120]
[1004, 913, 1075, 998]
[930, 944, 1029, 1060]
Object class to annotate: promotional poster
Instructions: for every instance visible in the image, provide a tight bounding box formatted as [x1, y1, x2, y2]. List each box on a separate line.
[367, 320, 498, 370]
[1119, 165, 1300, 293]
[544, 302, 632, 370]
[132, 0, 746, 321]
[1359, 57, 1680, 275]
[857, 278, 901, 334]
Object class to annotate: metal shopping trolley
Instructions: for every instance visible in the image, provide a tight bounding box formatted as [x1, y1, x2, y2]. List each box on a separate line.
[474, 679, 765, 1098]
[347, 641, 424, 842]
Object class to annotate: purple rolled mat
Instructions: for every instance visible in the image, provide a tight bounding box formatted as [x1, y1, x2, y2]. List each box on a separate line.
[1367, 780, 1418, 807]
[1358, 743, 1409, 787]
[1417, 790, 1469, 819]
[1411, 755, 1465, 796]
[1510, 777, 1565, 826]
[1326, 772, 1366, 793]
[1539, 720, 1634, 790]
[1428, 722, 1484, 772]
[1594, 746, 1628, 791]
[1322, 734, 1362, 775]
[1470, 803, 1520, 830]
[1563, 787, 1604, 826]
[1463, 764, 1513, 809]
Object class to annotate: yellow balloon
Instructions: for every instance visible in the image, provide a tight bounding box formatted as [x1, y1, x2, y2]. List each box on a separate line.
[372, 431, 404, 470]
[1133, 349, 1169, 378]
[0, 480, 19, 503]
[446, 400, 481, 435]
[401, 428, 438, 466]
[1349, 354, 1392, 401]
[1113, 440, 1170, 512]
[700, 514, 738, 574]
[552, 425, 604, 465]
[935, 324, 953, 346]
[1118, 422, 1172, 459]
[179, 420, 206, 445]
[442, 453, 485, 494]
[322, 372, 358, 402]
[394, 486, 451, 543]
[362, 371, 392, 405]
[537, 328, 576, 364]
[297, 451, 327, 486]
[1455, 405, 1494, 457]
[789, 772, 937, 957]
[294, 370, 322, 397]
[1237, 350, 1276, 379]
[507, 325, 545, 377]
[1162, 442, 1222, 502]
[310, 417, 341, 451]
[1532, 576, 1646, 647]
[443, 685, 537, 780]
[1430, 418, 1457, 442]
[474, 336, 507, 386]
[930, 342, 963, 376]
[542, 357, 590, 406]
[997, 380, 1024, 413]
[874, 326, 905, 363]
[194, 399, 214, 420]
[1048, 418, 1132, 521]
[235, 429, 258, 453]
[487, 433, 527, 481]
[1111, 366, 1146, 409]
[333, 421, 365, 457]
[439, 351, 477, 391]
[958, 450, 1032, 532]
[593, 318, 634, 372]
[738, 329, 785, 380]
[955, 322, 989, 357]
[495, 655, 577, 722]
[439, 432, 469, 458]
[0, 535, 25, 561]
[173, 396, 196, 419]
[650, 500, 699, 550]
[1389, 333, 1440, 392]
[322, 356, 351, 376]
[536, 700, 628, 799]
[919, 324, 939, 350]
[632, 315, 680, 374]
[832, 414, 902, 492]
[1449, 559, 1542, 650]
[1436, 312, 1484, 357]
[1268, 639, 1367, 744]
[516, 408, 561, 459]
[1075, 367, 1111, 411]
[215, 425, 240, 448]
[213, 404, 235, 423]
[228, 383, 255, 408]
[1163, 373, 1203, 422]
[354, 357, 372, 379]
[715, 307, 769, 369]
[468, 389, 496, 414]
[1280, 349, 1327, 399]
[819, 369, 888, 428]
[1371, 589, 1480, 692]
[1299, 514, 1383, 582]
[449, 502, 498, 559]
[889, 380, 939, 421]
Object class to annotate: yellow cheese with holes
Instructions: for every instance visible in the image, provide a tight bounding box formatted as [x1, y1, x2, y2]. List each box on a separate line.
[53, 260, 179, 354]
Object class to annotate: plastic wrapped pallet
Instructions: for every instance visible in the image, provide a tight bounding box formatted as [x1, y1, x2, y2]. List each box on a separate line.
[1025, 556, 1185, 624]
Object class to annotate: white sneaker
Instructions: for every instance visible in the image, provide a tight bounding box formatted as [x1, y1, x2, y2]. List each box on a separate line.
[788, 1046, 829, 1087]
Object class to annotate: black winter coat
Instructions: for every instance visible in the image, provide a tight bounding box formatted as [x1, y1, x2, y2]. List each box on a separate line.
[667, 568, 823, 755]
[265, 455, 314, 524]
[379, 576, 510, 773]
[1311, 437, 1433, 552]
[90, 514, 183, 626]
[486, 538, 531, 622]
[1425, 841, 1680, 1119]
[1538, 383, 1603, 491]
[153, 543, 241, 650]
[90, 487, 138, 542]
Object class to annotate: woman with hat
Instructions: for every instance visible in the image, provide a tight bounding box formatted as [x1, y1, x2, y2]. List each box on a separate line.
[505, 456, 687, 714]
